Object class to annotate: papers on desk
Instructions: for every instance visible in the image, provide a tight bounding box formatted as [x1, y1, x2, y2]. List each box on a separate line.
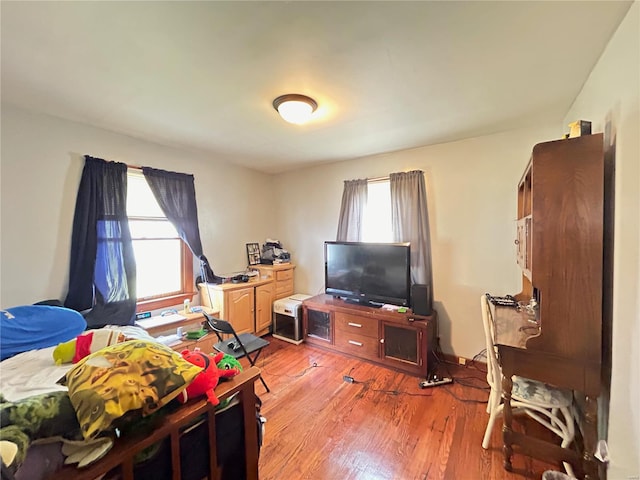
[135, 313, 186, 330]
[381, 304, 401, 311]
[154, 334, 183, 347]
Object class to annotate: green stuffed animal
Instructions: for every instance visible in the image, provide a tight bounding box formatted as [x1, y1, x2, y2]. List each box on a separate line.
[0, 392, 113, 473]
[216, 353, 243, 377]
[214, 354, 243, 411]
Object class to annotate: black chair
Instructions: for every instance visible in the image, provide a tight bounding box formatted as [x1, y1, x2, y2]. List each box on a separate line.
[203, 312, 270, 392]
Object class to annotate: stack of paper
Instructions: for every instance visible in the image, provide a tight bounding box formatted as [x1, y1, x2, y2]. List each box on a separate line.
[135, 313, 186, 330]
[381, 304, 401, 311]
[154, 334, 182, 347]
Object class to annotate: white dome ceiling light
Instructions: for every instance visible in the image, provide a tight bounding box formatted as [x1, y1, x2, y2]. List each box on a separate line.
[272, 94, 318, 125]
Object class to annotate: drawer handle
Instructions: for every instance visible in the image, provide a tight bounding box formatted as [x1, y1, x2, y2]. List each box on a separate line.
[348, 340, 363, 347]
[347, 322, 362, 328]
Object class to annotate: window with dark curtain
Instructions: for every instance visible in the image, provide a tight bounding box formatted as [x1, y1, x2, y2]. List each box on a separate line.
[64, 156, 137, 328]
[141, 166, 220, 285]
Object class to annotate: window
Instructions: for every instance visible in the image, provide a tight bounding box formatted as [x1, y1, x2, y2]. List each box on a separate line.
[127, 170, 193, 311]
[362, 180, 393, 242]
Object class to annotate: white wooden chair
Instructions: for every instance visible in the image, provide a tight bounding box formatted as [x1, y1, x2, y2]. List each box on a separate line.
[480, 294, 576, 477]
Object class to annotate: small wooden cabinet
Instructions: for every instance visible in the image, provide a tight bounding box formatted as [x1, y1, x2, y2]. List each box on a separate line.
[302, 294, 437, 377]
[253, 264, 295, 300]
[198, 278, 274, 335]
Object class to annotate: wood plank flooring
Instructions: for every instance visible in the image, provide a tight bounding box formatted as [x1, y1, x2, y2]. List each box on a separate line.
[249, 337, 564, 480]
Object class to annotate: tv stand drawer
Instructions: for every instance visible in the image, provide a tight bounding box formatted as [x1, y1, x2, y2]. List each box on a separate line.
[335, 312, 378, 338]
[334, 330, 379, 359]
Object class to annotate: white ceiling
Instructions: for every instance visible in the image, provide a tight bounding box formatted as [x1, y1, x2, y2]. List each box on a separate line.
[1, 1, 632, 174]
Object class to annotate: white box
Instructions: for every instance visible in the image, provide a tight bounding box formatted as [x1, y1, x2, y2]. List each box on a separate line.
[272, 294, 312, 345]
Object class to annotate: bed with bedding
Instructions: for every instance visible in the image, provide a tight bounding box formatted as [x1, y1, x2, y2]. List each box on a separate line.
[0, 306, 261, 480]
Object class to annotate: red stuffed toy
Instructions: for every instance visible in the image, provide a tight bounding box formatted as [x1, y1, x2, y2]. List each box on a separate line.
[177, 349, 237, 405]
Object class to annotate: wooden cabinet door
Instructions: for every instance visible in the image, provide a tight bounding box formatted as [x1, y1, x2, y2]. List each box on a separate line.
[516, 215, 533, 281]
[303, 306, 333, 345]
[380, 321, 424, 376]
[255, 282, 274, 335]
[227, 287, 254, 335]
[516, 219, 526, 269]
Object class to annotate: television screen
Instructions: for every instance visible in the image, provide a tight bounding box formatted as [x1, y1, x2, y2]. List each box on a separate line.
[324, 241, 411, 307]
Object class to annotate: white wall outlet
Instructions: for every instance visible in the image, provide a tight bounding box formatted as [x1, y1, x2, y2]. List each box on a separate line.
[458, 357, 466, 365]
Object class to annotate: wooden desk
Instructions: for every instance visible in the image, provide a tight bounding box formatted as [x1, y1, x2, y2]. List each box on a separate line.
[136, 307, 221, 353]
[494, 305, 600, 479]
[136, 307, 218, 337]
[496, 133, 605, 480]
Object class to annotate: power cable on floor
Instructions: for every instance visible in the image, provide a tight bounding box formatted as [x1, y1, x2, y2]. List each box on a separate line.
[341, 370, 434, 397]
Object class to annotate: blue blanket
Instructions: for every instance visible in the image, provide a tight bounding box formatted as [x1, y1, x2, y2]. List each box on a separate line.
[0, 306, 86, 361]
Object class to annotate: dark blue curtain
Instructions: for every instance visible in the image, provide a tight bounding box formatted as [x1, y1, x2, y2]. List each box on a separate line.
[141, 166, 222, 284]
[64, 156, 137, 328]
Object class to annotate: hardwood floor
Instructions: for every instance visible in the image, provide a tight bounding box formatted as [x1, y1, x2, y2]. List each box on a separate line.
[249, 337, 564, 480]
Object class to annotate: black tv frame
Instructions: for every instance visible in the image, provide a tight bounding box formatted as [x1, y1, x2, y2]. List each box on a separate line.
[324, 241, 411, 308]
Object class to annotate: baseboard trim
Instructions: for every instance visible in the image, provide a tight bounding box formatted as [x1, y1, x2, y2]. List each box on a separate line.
[439, 353, 487, 371]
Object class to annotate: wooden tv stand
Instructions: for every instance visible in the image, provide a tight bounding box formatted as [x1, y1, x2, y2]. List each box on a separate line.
[302, 294, 437, 377]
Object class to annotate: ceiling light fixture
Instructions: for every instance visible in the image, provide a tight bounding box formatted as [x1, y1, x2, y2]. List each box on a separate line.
[272, 94, 318, 125]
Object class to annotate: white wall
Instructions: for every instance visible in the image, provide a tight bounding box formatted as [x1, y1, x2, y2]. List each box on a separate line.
[2, 5, 637, 470]
[272, 124, 559, 360]
[564, 3, 640, 477]
[0, 105, 274, 308]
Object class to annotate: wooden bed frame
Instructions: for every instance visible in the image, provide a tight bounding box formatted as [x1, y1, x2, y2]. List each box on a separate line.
[50, 366, 261, 480]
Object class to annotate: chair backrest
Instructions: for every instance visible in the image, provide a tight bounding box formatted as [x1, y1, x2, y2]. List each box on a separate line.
[202, 312, 251, 357]
[203, 312, 234, 335]
[203, 312, 243, 347]
[480, 294, 502, 396]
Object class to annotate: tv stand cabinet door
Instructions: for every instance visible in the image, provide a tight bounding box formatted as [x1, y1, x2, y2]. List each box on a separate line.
[303, 305, 333, 345]
[381, 321, 426, 376]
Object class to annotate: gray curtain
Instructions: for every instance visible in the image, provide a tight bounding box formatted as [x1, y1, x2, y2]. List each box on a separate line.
[390, 170, 433, 292]
[336, 179, 368, 242]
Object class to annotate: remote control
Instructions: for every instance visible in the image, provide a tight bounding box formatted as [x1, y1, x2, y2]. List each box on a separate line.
[487, 294, 518, 308]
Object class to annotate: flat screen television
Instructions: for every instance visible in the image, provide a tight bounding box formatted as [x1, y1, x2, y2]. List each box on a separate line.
[324, 241, 411, 307]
